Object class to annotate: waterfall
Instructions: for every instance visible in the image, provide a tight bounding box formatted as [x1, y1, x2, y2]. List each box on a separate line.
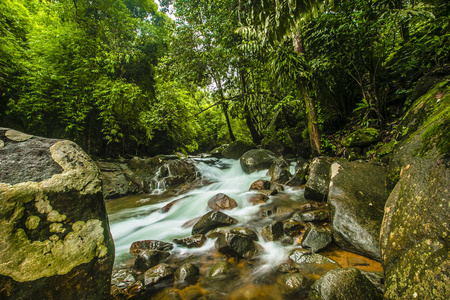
[108, 158, 303, 270]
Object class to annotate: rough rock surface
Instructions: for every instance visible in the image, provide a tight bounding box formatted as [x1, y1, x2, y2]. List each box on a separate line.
[240, 149, 277, 174]
[130, 240, 174, 255]
[214, 233, 259, 259]
[173, 234, 206, 248]
[143, 263, 173, 287]
[174, 263, 199, 283]
[328, 161, 388, 260]
[207, 193, 238, 210]
[308, 268, 383, 300]
[191, 211, 238, 235]
[304, 157, 335, 201]
[380, 79, 450, 300]
[342, 128, 381, 148]
[96, 156, 198, 199]
[222, 140, 256, 159]
[301, 225, 332, 253]
[286, 157, 309, 186]
[268, 156, 292, 184]
[0, 128, 114, 300]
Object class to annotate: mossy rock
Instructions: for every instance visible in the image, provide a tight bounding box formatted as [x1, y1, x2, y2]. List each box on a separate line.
[222, 140, 256, 159]
[342, 128, 381, 148]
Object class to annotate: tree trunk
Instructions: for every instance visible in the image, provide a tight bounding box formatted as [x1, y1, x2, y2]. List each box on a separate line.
[240, 70, 261, 144]
[221, 102, 236, 142]
[293, 33, 321, 157]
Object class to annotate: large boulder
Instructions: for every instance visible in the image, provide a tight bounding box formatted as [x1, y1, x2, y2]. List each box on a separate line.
[96, 156, 198, 199]
[328, 161, 388, 260]
[214, 233, 259, 259]
[309, 268, 383, 300]
[380, 79, 450, 300]
[222, 140, 256, 159]
[191, 211, 238, 235]
[0, 128, 114, 299]
[267, 156, 292, 184]
[304, 157, 335, 201]
[240, 149, 277, 174]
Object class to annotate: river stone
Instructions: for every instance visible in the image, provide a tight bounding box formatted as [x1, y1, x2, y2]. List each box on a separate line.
[210, 144, 228, 158]
[308, 268, 383, 300]
[286, 157, 309, 186]
[380, 80, 450, 300]
[283, 219, 306, 237]
[230, 227, 258, 241]
[215, 233, 259, 259]
[261, 220, 284, 242]
[268, 156, 292, 184]
[289, 249, 340, 266]
[130, 240, 174, 255]
[277, 273, 306, 296]
[192, 211, 238, 235]
[207, 193, 238, 210]
[173, 234, 206, 248]
[249, 179, 272, 191]
[143, 263, 173, 287]
[222, 140, 256, 159]
[301, 225, 332, 253]
[304, 156, 335, 201]
[111, 269, 136, 288]
[299, 210, 328, 222]
[342, 128, 381, 148]
[174, 263, 199, 283]
[240, 149, 277, 174]
[134, 250, 171, 272]
[328, 161, 387, 260]
[206, 261, 235, 278]
[0, 129, 114, 300]
[247, 193, 269, 205]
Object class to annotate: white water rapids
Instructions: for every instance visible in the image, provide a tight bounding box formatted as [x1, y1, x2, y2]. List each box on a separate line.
[107, 158, 304, 272]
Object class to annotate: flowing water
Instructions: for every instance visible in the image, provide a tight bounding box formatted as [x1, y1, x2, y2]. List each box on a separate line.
[106, 158, 382, 299]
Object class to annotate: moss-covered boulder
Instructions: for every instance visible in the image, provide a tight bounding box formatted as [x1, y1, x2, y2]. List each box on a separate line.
[380, 78, 450, 300]
[328, 161, 388, 260]
[309, 268, 383, 300]
[0, 128, 114, 299]
[342, 128, 381, 148]
[222, 140, 256, 159]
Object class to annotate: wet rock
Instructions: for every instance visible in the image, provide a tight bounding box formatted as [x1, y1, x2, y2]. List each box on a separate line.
[328, 161, 388, 260]
[130, 240, 174, 255]
[283, 219, 306, 237]
[192, 211, 238, 235]
[342, 128, 381, 148]
[277, 273, 306, 296]
[207, 193, 238, 211]
[274, 207, 295, 220]
[299, 210, 328, 222]
[296, 201, 320, 212]
[174, 263, 200, 283]
[210, 144, 228, 158]
[124, 281, 145, 298]
[153, 287, 182, 300]
[173, 234, 206, 248]
[134, 250, 171, 272]
[289, 249, 340, 266]
[230, 227, 259, 241]
[247, 193, 269, 205]
[111, 269, 136, 288]
[301, 225, 332, 253]
[206, 261, 235, 278]
[268, 156, 292, 184]
[215, 233, 259, 259]
[240, 149, 277, 174]
[304, 156, 335, 201]
[277, 262, 298, 273]
[222, 140, 256, 159]
[286, 157, 309, 186]
[143, 263, 173, 287]
[179, 285, 205, 300]
[0, 129, 114, 299]
[308, 268, 383, 300]
[261, 220, 284, 242]
[249, 179, 272, 191]
[360, 271, 385, 294]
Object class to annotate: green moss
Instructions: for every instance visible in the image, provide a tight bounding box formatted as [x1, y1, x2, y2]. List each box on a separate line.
[418, 115, 450, 156]
[377, 140, 398, 157]
[342, 128, 381, 147]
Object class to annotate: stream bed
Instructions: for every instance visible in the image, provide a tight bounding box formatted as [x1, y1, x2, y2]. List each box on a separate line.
[106, 158, 382, 299]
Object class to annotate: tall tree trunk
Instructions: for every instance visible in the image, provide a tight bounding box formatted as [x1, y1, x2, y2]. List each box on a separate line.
[221, 102, 236, 142]
[293, 34, 322, 157]
[240, 70, 261, 143]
